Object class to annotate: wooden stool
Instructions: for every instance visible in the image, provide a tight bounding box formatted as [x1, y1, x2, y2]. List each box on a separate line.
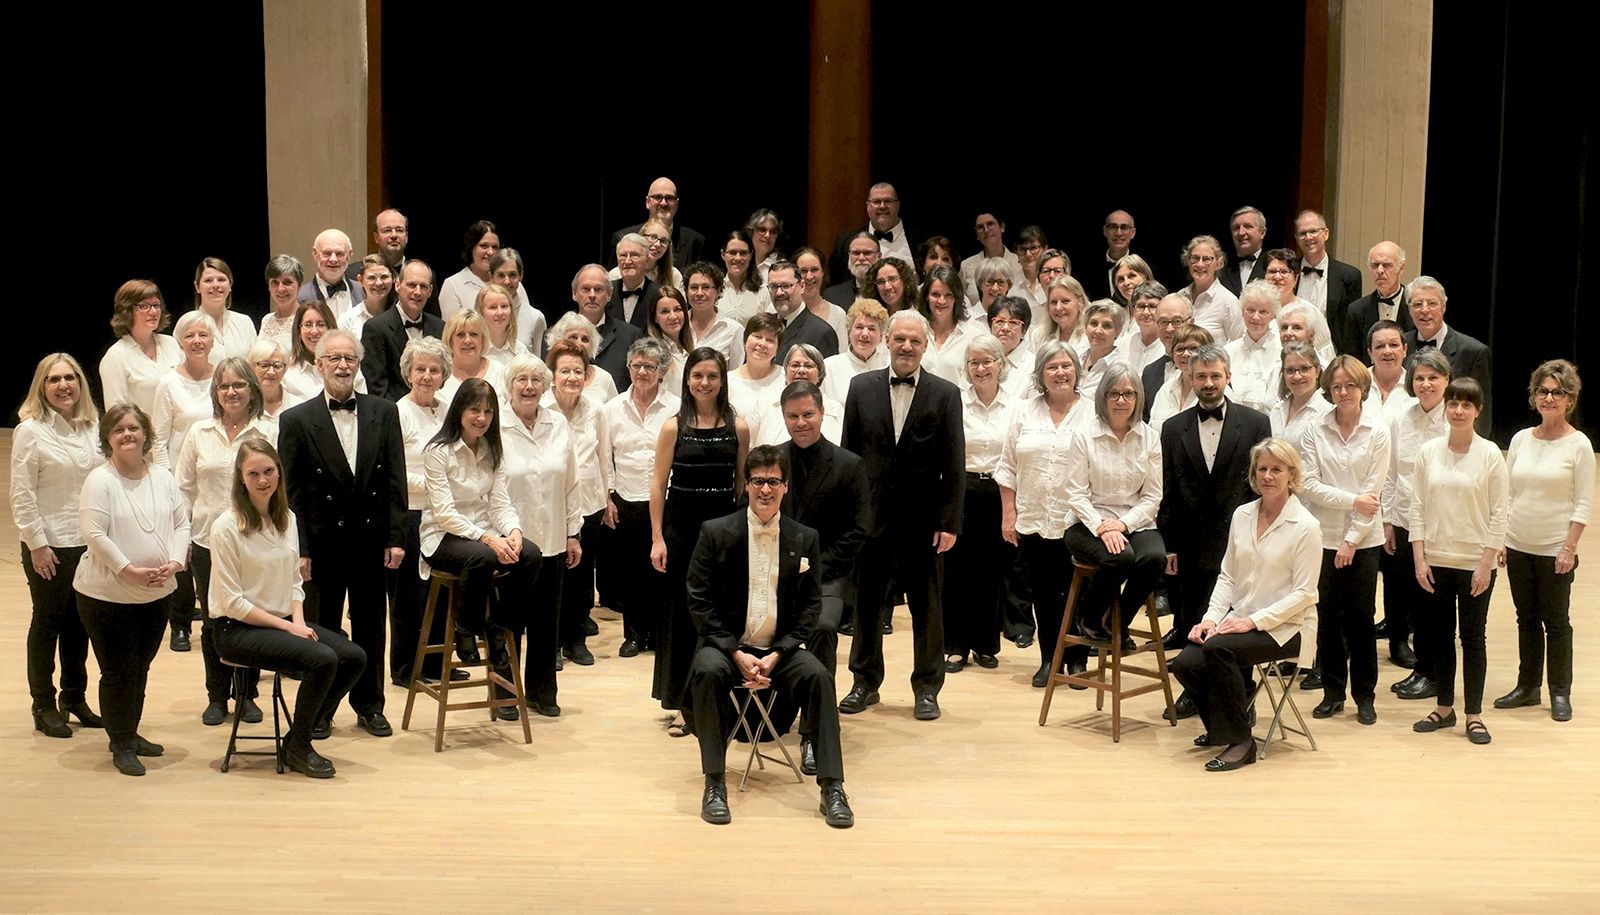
[1250, 659, 1317, 759]
[220, 661, 290, 773]
[401, 570, 531, 752]
[727, 685, 804, 791]
[1039, 560, 1178, 741]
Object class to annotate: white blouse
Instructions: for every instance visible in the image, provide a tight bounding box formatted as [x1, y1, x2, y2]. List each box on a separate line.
[1148, 374, 1195, 432]
[1064, 419, 1162, 534]
[542, 391, 611, 517]
[718, 284, 765, 328]
[206, 510, 303, 621]
[420, 438, 521, 558]
[1297, 410, 1390, 550]
[73, 463, 191, 605]
[1382, 400, 1447, 529]
[1268, 394, 1332, 446]
[689, 313, 746, 371]
[583, 369, 620, 409]
[501, 407, 584, 558]
[11, 412, 99, 549]
[437, 361, 508, 407]
[335, 302, 386, 338]
[601, 387, 682, 502]
[1117, 331, 1165, 373]
[822, 347, 888, 405]
[99, 334, 182, 415]
[960, 386, 1020, 474]
[258, 310, 299, 355]
[1505, 428, 1596, 556]
[921, 320, 981, 386]
[484, 337, 528, 368]
[1223, 332, 1281, 412]
[1184, 282, 1244, 343]
[397, 395, 446, 511]
[995, 396, 1089, 539]
[151, 368, 214, 468]
[1408, 435, 1510, 571]
[437, 267, 482, 321]
[1362, 381, 1415, 427]
[174, 416, 278, 549]
[1075, 345, 1124, 405]
[1205, 495, 1321, 651]
[728, 367, 787, 422]
[198, 309, 259, 364]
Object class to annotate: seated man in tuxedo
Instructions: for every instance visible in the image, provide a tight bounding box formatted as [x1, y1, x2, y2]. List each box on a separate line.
[1293, 210, 1363, 355]
[769, 261, 839, 361]
[829, 182, 915, 282]
[299, 228, 362, 319]
[683, 445, 853, 828]
[609, 177, 704, 271]
[609, 235, 659, 332]
[1403, 275, 1492, 435]
[572, 263, 641, 393]
[824, 233, 879, 308]
[1221, 206, 1269, 295]
[1344, 240, 1416, 348]
[361, 259, 443, 401]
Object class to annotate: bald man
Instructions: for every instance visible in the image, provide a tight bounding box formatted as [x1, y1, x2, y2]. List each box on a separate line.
[299, 228, 363, 318]
[609, 177, 705, 270]
[1343, 241, 1416, 347]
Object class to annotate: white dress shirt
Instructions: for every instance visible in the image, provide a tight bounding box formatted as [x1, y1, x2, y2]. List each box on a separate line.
[960, 385, 1019, 474]
[1362, 380, 1414, 427]
[1148, 375, 1195, 433]
[1065, 419, 1162, 534]
[1382, 400, 1447, 528]
[1199, 404, 1225, 471]
[822, 347, 888, 404]
[542, 391, 611, 517]
[922, 321, 980, 385]
[728, 367, 787, 421]
[502, 406, 584, 558]
[281, 361, 367, 408]
[751, 394, 844, 448]
[206, 510, 303, 620]
[73, 463, 191, 605]
[1224, 331, 1282, 412]
[151, 368, 214, 468]
[690, 313, 747, 372]
[1117, 331, 1166, 373]
[397, 395, 445, 511]
[959, 249, 1024, 305]
[872, 219, 915, 266]
[99, 334, 182, 416]
[1298, 254, 1330, 314]
[420, 438, 521, 557]
[313, 276, 354, 319]
[515, 301, 547, 356]
[438, 267, 483, 321]
[995, 395, 1088, 539]
[742, 510, 782, 649]
[1183, 281, 1244, 343]
[582, 369, 619, 409]
[1075, 345, 1124, 405]
[601, 387, 682, 502]
[1408, 435, 1510, 570]
[1269, 393, 1332, 444]
[1205, 495, 1321, 650]
[1298, 410, 1390, 550]
[889, 369, 921, 441]
[11, 412, 99, 550]
[437, 361, 508, 406]
[1505, 427, 1597, 556]
[484, 336, 528, 367]
[1234, 253, 1259, 290]
[718, 284, 764, 328]
[336, 301, 385, 338]
[174, 416, 278, 549]
[198, 310, 259, 364]
[325, 393, 358, 471]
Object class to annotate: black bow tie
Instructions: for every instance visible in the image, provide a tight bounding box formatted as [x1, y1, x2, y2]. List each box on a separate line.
[1377, 291, 1399, 306]
[324, 280, 347, 296]
[1415, 338, 1438, 350]
[402, 318, 426, 331]
[329, 398, 357, 412]
[873, 229, 894, 242]
[1197, 405, 1224, 422]
[1238, 254, 1256, 263]
[621, 286, 644, 298]
[889, 375, 916, 387]
[1301, 265, 1324, 278]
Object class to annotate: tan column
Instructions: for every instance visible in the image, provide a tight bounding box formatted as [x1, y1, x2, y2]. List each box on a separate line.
[262, 0, 370, 260]
[808, 0, 871, 251]
[1328, 0, 1433, 272]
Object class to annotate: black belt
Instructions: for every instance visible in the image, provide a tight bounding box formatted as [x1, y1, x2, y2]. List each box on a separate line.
[966, 471, 995, 480]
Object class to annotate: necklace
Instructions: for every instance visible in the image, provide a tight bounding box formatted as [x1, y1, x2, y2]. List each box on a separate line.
[118, 468, 160, 535]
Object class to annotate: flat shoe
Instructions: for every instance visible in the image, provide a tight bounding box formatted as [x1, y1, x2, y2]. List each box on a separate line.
[1014, 632, 1034, 650]
[1356, 700, 1377, 726]
[112, 749, 145, 776]
[239, 698, 263, 724]
[1466, 720, 1492, 745]
[1412, 710, 1457, 733]
[973, 653, 999, 669]
[1204, 741, 1257, 772]
[201, 701, 229, 726]
[944, 654, 966, 673]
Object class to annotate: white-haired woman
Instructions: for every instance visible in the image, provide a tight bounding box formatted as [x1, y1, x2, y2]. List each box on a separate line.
[752, 343, 843, 446]
[246, 339, 291, 420]
[1225, 280, 1283, 412]
[545, 311, 619, 406]
[390, 335, 450, 685]
[823, 298, 890, 403]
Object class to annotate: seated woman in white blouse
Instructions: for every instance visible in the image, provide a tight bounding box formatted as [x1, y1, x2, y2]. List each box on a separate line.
[684, 261, 746, 372]
[823, 298, 889, 403]
[391, 336, 450, 685]
[208, 439, 365, 779]
[282, 300, 367, 407]
[99, 279, 181, 415]
[1169, 438, 1320, 772]
[438, 309, 508, 406]
[751, 343, 843, 447]
[421, 378, 541, 670]
[1223, 280, 1283, 412]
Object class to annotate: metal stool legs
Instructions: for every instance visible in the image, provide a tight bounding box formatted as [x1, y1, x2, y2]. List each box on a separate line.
[726, 686, 804, 791]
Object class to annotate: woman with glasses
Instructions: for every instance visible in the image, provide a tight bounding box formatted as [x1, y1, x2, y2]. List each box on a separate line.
[684, 261, 744, 372]
[1148, 323, 1214, 430]
[867, 256, 920, 315]
[745, 210, 784, 284]
[610, 218, 683, 291]
[751, 343, 843, 447]
[1117, 281, 1169, 372]
[99, 280, 181, 415]
[1011, 228, 1050, 309]
[1180, 236, 1243, 344]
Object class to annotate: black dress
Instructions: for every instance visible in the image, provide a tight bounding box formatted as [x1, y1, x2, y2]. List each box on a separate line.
[651, 423, 739, 710]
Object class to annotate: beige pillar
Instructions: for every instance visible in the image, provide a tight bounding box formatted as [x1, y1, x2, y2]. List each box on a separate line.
[1328, 0, 1434, 274]
[263, 0, 369, 261]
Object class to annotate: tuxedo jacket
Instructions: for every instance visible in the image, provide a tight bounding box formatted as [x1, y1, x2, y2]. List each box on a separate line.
[1322, 258, 1364, 355]
[278, 393, 407, 558]
[360, 306, 444, 401]
[1157, 399, 1272, 571]
[1404, 325, 1493, 436]
[592, 315, 643, 393]
[822, 280, 860, 309]
[841, 368, 965, 536]
[1141, 354, 1173, 423]
[1345, 288, 1415, 352]
[297, 277, 365, 309]
[1219, 254, 1269, 296]
[776, 308, 840, 362]
[685, 510, 822, 656]
[610, 222, 705, 272]
[607, 277, 661, 332]
[829, 226, 918, 284]
[779, 439, 870, 583]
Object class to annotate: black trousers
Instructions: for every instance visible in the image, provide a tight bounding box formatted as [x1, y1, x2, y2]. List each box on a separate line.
[190, 544, 260, 703]
[849, 526, 945, 697]
[213, 618, 366, 750]
[1018, 533, 1084, 667]
[426, 534, 543, 635]
[1175, 560, 1221, 635]
[612, 497, 661, 647]
[1429, 565, 1494, 714]
[797, 578, 847, 739]
[303, 540, 393, 716]
[1061, 524, 1166, 629]
[388, 510, 427, 683]
[1505, 549, 1575, 693]
[504, 550, 564, 707]
[1001, 549, 1035, 641]
[1171, 630, 1301, 744]
[22, 543, 89, 710]
[1316, 546, 1380, 702]
[76, 593, 167, 749]
[559, 509, 605, 647]
[688, 644, 842, 782]
[944, 476, 1006, 657]
[1379, 525, 1434, 677]
[168, 568, 195, 631]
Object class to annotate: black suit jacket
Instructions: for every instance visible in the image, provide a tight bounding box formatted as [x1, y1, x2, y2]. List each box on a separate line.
[822, 280, 860, 309]
[592, 315, 642, 393]
[1404, 325, 1493, 436]
[776, 308, 840, 362]
[841, 368, 964, 536]
[607, 277, 660, 333]
[1157, 399, 1272, 571]
[1344, 287, 1415, 353]
[360, 306, 444, 401]
[1219, 253, 1269, 296]
[779, 439, 870, 583]
[1321, 258, 1363, 355]
[278, 393, 408, 559]
[610, 222, 705, 272]
[685, 511, 821, 656]
[1140, 354, 1173, 423]
[828, 226, 918, 283]
[298, 277, 365, 309]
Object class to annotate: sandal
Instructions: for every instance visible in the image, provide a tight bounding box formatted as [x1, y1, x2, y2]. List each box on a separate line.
[666, 719, 690, 738]
[1466, 720, 1492, 745]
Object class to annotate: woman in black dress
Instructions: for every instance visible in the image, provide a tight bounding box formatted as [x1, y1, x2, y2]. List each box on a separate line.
[649, 347, 749, 737]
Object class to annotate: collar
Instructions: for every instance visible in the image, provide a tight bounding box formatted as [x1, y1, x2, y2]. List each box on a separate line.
[1304, 253, 1329, 271]
[1091, 417, 1142, 441]
[448, 437, 490, 461]
[1417, 324, 1449, 347]
[962, 383, 1010, 410]
[325, 393, 358, 412]
[620, 281, 646, 295]
[889, 367, 922, 387]
[1237, 250, 1258, 261]
[1197, 398, 1228, 422]
[781, 307, 804, 328]
[747, 509, 781, 534]
[1319, 406, 1378, 433]
[395, 303, 426, 324]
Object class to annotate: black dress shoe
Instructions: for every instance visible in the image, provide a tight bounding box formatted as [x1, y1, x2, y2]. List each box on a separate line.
[1193, 733, 1221, 747]
[1466, 720, 1492, 745]
[201, 701, 229, 726]
[562, 642, 595, 666]
[60, 700, 104, 728]
[583, 616, 599, 637]
[701, 779, 731, 825]
[1412, 709, 1457, 732]
[554, 651, 565, 672]
[485, 628, 512, 668]
[170, 628, 191, 652]
[132, 735, 165, 757]
[619, 639, 642, 658]
[1161, 628, 1188, 652]
[240, 698, 263, 724]
[1390, 643, 1417, 668]
[494, 706, 520, 722]
[1397, 676, 1438, 701]
[1493, 684, 1541, 709]
[1552, 694, 1572, 721]
[1014, 631, 1034, 650]
[837, 619, 856, 636]
[1312, 698, 1345, 719]
[531, 702, 561, 718]
[944, 654, 967, 673]
[1356, 699, 1377, 725]
[112, 749, 146, 776]
[1163, 692, 1198, 721]
[881, 618, 894, 635]
[913, 694, 941, 721]
[1031, 664, 1054, 688]
[974, 653, 999, 669]
[838, 686, 879, 714]
[1066, 659, 1087, 690]
[357, 712, 393, 737]
[800, 736, 818, 776]
[1391, 671, 1419, 693]
[33, 708, 71, 738]
[820, 783, 854, 828]
[1373, 619, 1391, 638]
[1122, 636, 1137, 653]
[454, 628, 482, 664]
[285, 747, 336, 779]
[311, 717, 333, 740]
[1153, 593, 1171, 617]
[1204, 741, 1257, 772]
[1299, 668, 1323, 691]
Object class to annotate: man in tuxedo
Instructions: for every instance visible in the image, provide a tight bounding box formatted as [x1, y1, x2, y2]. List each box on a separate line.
[1157, 344, 1272, 716]
[824, 233, 878, 308]
[608, 235, 659, 332]
[829, 182, 916, 282]
[1141, 293, 1194, 422]
[1293, 210, 1363, 355]
[299, 228, 363, 319]
[839, 310, 963, 722]
[609, 177, 705, 271]
[1089, 210, 1138, 300]
[1220, 206, 1269, 295]
[1344, 240, 1416, 348]
[361, 260, 443, 401]
[769, 262, 839, 361]
[959, 212, 1022, 305]
[683, 445, 854, 828]
[1404, 275, 1493, 435]
[278, 329, 406, 739]
[574, 263, 642, 393]
[777, 381, 869, 773]
[346, 208, 409, 282]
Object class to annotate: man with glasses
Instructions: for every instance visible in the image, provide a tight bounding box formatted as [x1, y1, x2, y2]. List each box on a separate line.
[829, 182, 916, 282]
[1220, 206, 1269, 296]
[768, 261, 839, 361]
[609, 177, 704, 270]
[1402, 275, 1492, 435]
[1141, 293, 1194, 423]
[825, 232, 880, 308]
[1343, 240, 1417, 352]
[959, 211, 1023, 305]
[1093, 210, 1139, 300]
[1292, 210, 1363, 354]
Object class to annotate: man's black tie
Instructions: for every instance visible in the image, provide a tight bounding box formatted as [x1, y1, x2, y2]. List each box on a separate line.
[329, 398, 357, 412]
[1197, 405, 1224, 422]
[873, 229, 894, 242]
[1415, 339, 1438, 350]
[1301, 265, 1324, 278]
[402, 318, 425, 331]
[324, 280, 347, 296]
[889, 375, 915, 387]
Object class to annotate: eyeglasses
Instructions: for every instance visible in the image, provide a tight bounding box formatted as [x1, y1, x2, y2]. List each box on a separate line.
[254, 361, 287, 372]
[1104, 223, 1134, 232]
[1173, 345, 1201, 355]
[1133, 301, 1159, 311]
[768, 282, 796, 293]
[1283, 364, 1317, 377]
[1535, 388, 1570, 399]
[133, 301, 162, 312]
[1295, 228, 1327, 238]
[1188, 254, 1217, 265]
[320, 354, 359, 365]
[1106, 390, 1138, 402]
[1156, 318, 1188, 328]
[748, 477, 785, 489]
[966, 358, 997, 369]
[990, 317, 1025, 329]
[628, 362, 660, 373]
[1039, 266, 1065, 277]
[868, 197, 899, 207]
[1016, 243, 1044, 255]
[643, 234, 669, 246]
[1328, 382, 1362, 394]
[981, 278, 1010, 288]
[215, 382, 250, 392]
[647, 194, 679, 204]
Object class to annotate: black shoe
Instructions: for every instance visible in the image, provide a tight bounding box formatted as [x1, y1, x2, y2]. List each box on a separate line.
[1066, 659, 1087, 690]
[562, 643, 595, 666]
[285, 747, 336, 779]
[1467, 720, 1492, 745]
[701, 779, 731, 825]
[1390, 643, 1417, 668]
[132, 735, 165, 757]
[454, 628, 481, 665]
[169, 628, 191, 652]
[1193, 733, 1221, 747]
[112, 749, 145, 776]
[1552, 694, 1573, 721]
[201, 700, 229, 726]
[60, 700, 104, 728]
[33, 708, 71, 738]
[1299, 669, 1323, 691]
[1153, 593, 1171, 617]
[1374, 619, 1390, 638]
[1122, 636, 1137, 653]
[913, 694, 940, 721]
[838, 686, 879, 714]
[486, 628, 512, 668]
[619, 639, 642, 658]
[357, 712, 393, 737]
[1493, 684, 1541, 709]
[974, 653, 999, 669]
[1161, 628, 1188, 652]
[800, 736, 818, 776]
[820, 783, 854, 828]
[1313, 698, 1345, 719]
[1014, 631, 1034, 650]
[1031, 664, 1054, 688]
[881, 618, 893, 635]
[1397, 676, 1438, 701]
[1163, 692, 1198, 721]
[1412, 709, 1457, 732]
[944, 654, 967, 673]
[1204, 741, 1257, 772]
[1391, 671, 1419, 693]
[494, 706, 520, 722]
[311, 716, 333, 740]
[583, 616, 599, 637]
[1356, 699, 1378, 725]
[240, 698, 263, 724]
[531, 702, 561, 718]
[837, 619, 856, 636]
[554, 651, 565, 672]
